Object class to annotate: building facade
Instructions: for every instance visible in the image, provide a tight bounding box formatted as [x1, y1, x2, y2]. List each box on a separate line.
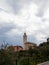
[24, 42, 36, 50]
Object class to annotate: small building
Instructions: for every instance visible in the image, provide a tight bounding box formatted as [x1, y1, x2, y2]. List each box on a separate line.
[8, 46, 23, 52]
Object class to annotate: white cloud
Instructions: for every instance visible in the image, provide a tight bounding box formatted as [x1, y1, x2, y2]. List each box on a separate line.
[0, 0, 49, 45]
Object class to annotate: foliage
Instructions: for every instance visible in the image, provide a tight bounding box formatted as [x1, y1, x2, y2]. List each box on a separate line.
[0, 42, 49, 65]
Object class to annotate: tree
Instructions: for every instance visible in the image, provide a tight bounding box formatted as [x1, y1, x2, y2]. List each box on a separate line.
[0, 44, 15, 65]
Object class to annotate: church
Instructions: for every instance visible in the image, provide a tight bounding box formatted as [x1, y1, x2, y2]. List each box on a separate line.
[23, 33, 36, 50]
[8, 33, 36, 51]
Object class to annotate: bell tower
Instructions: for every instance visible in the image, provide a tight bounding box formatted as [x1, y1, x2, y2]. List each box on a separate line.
[23, 33, 27, 44]
[23, 33, 27, 50]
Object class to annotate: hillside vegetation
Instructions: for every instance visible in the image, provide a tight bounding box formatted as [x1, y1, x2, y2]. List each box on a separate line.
[0, 42, 49, 65]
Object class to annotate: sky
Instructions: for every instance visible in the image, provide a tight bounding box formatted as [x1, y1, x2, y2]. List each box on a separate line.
[0, 0, 49, 46]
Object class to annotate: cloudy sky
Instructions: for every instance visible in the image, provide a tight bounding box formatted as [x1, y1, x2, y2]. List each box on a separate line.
[0, 0, 49, 46]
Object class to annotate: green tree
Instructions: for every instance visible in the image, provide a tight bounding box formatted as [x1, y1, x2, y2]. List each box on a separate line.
[0, 44, 15, 65]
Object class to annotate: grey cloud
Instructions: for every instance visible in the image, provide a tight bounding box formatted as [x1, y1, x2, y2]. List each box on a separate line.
[6, 0, 20, 14]
[0, 0, 49, 45]
[0, 21, 26, 45]
[6, 0, 24, 14]
[35, 0, 49, 17]
[6, 0, 33, 14]
[0, 8, 8, 13]
[0, 0, 22, 14]
[0, 22, 16, 45]
[0, 22, 16, 35]
[0, 8, 4, 11]
[27, 0, 49, 17]
[0, 0, 49, 16]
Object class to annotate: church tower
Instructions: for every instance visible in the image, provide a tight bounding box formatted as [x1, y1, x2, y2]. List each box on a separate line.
[23, 33, 27, 44]
[23, 33, 27, 50]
